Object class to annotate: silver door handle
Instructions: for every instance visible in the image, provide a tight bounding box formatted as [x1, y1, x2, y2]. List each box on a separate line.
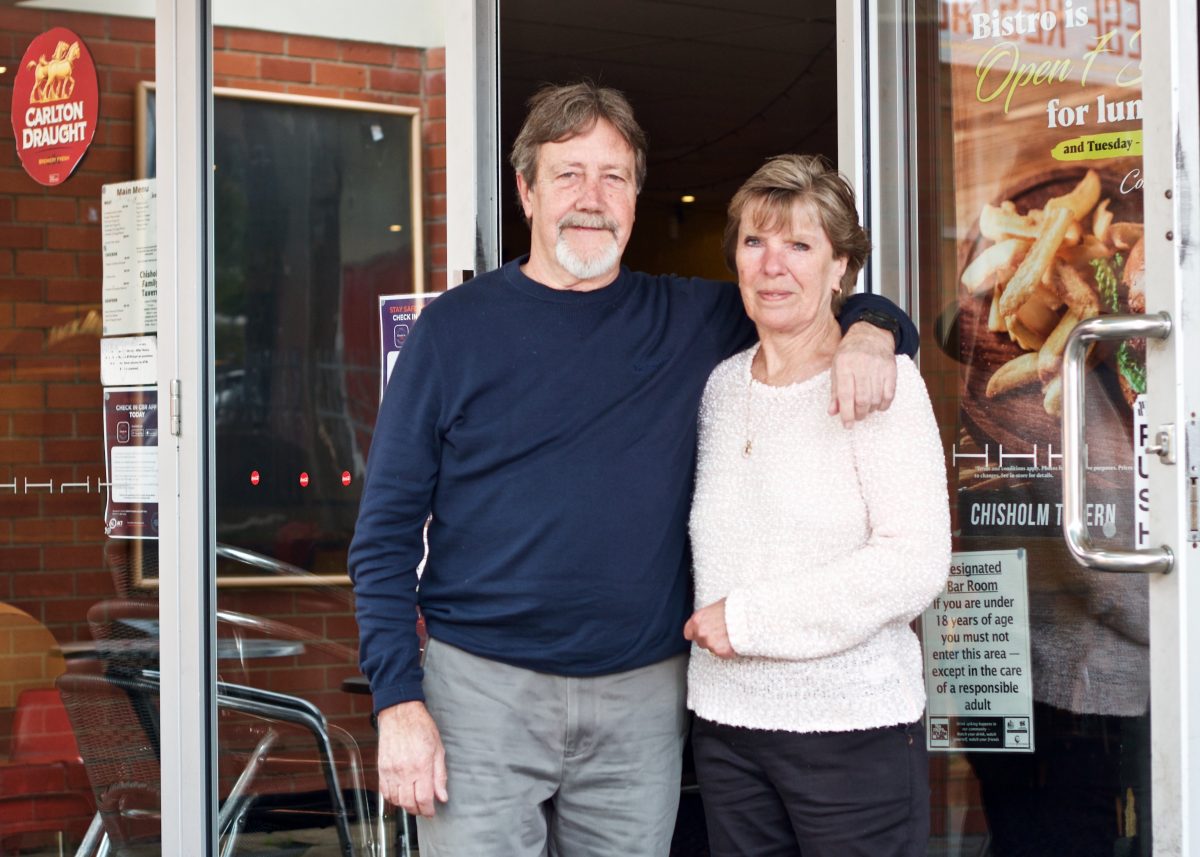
[1062, 311, 1173, 573]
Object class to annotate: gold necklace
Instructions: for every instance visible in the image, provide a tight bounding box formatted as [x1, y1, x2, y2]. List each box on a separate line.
[743, 366, 756, 458]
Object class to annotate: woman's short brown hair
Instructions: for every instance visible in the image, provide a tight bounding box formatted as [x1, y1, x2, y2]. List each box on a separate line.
[723, 154, 870, 311]
[510, 81, 648, 192]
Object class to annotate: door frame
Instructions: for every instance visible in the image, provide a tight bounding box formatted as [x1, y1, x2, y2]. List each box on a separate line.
[842, 0, 1200, 851]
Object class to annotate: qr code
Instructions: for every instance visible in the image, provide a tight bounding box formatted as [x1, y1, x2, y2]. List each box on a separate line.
[929, 718, 950, 747]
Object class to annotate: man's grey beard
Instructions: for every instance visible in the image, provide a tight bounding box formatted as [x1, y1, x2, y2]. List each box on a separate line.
[555, 214, 620, 280]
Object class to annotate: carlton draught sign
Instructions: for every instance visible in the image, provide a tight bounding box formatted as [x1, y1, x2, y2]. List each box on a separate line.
[10, 28, 99, 187]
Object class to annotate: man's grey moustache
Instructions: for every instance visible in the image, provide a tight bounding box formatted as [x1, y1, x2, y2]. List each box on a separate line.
[558, 215, 617, 232]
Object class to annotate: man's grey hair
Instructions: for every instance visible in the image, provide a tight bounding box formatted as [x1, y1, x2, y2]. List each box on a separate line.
[510, 81, 648, 193]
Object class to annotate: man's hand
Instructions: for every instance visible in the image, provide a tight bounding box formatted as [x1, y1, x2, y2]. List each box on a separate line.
[377, 701, 449, 818]
[829, 322, 898, 427]
[683, 599, 737, 659]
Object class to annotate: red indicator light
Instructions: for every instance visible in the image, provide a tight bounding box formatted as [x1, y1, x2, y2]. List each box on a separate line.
[250, 470, 260, 486]
[299, 472, 310, 488]
[341, 470, 352, 486]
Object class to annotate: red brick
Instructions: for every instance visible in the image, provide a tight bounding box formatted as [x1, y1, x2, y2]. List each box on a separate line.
[424, 69, 446, 93]
[0, 223, 45, 249]
[41, 545, 103, 572]
[76, 412, 103, 436]
[77, 255, 102, 279]
[0, 494, 40, 519]
[369, 68, 419, 94]
[426, 195, 446, 219]
[46, 281, 95, 303]
[74, 518, 106, 541]
[53, 493, 104, 518]
[287, 36, 340, 60]
[0, 7, 45, 31]
[423, 121, 446, 145]
[106, 68, 153, 98]
[101, 122, 135, 148]
[138, 46, 156, 72]
[0, 169, 43, 194]
[11, 572, 70, 598]
[13, 357, 81, 382]
[424, 95, 445, 120]
[261, 57, 312, 84]
[343, 43, 394, 66]
[430, 244, 447, 268]
[430, 270, 447, 292]
[213, 52, 259, 79]
[424, 146, 446, 170]
[15, 252, 75, 277]
[71, 570, 110, 597]
[424, 47, 445, 71]
[107, 16, 156, 42]
[41, 599, 88, 626]
[0, 440, 40, 463]
[0, 303, 10, 326]
[0, 547, 41, 572]
[0, 277, 40, 300]
[47, 385, 98, 410]
[44, 440, 94, 463]
[106, 93, 134, 122]
[0, 384, 45, 409]
[314, 63, 366, 89]
[0, 252, 11, 276]
[80, 147, 132, 175]
[0, 330, 43, 354]
[393, 48, 422, 70]
[227, 30, 286, 54]
[89, 40, 139, 70]
[0, 198, 14, 222]
[16, 198, 76, 223]
[46, 225, 99, 252]
[12, 412, 71, 435]
[426, 171, 446, 196]
[15, 302, 78, 327]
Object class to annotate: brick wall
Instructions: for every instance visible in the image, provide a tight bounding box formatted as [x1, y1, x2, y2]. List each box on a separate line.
[0, 7, 440, 757]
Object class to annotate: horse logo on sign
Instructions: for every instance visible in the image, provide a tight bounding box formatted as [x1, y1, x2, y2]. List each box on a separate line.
[27, 40, 84, 103]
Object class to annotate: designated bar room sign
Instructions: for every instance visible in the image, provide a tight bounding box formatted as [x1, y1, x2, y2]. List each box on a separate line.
[922, 550, 1034, 752]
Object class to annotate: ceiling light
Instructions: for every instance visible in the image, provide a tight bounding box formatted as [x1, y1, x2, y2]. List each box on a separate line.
[680, 194, 696, 204]
[388, 224, 403, 233]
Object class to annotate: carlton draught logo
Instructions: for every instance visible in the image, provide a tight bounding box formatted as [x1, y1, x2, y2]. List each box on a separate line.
[10, 28, 99, 187]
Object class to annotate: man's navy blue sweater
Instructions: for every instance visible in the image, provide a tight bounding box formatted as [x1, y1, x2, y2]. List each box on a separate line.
[348, 258, 917, 713]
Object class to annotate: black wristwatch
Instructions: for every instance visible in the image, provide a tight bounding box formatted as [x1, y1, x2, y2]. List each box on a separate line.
[855, 308, 902, 345]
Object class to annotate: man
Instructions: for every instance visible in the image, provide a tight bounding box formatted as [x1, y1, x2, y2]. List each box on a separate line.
[348, 81, 917, 855]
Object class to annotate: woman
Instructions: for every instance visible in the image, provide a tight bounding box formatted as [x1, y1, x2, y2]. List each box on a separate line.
[683, 154, 950, 857]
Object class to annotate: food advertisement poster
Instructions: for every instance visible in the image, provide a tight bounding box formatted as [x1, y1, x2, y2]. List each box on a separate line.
[378, 293, 436, 400]
[923, 550, 1034, 752]
[944, 1, 1143, 542]
[103, 386, 159, 540]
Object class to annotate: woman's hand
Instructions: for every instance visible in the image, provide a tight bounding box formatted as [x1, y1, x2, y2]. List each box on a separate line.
[684, 599, 737, 658]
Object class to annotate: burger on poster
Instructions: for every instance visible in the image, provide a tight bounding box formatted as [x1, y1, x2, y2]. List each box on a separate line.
[9, 27, 99, 187]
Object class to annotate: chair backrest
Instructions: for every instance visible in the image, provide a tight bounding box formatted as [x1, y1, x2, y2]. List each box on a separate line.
[56, 670, 162, 849]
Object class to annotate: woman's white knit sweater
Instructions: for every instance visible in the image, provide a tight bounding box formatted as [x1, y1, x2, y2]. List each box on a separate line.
[687, 348, 951, 733]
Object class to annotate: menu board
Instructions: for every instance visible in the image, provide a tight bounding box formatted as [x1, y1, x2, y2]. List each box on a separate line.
[943, 1, 1144, 541]
[102, 178, 158, 336]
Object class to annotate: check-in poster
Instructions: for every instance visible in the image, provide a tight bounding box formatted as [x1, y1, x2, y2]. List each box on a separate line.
[103, 386, 159, 539]
[378, 293, 436, 400]
[945, 2, 1143, 541]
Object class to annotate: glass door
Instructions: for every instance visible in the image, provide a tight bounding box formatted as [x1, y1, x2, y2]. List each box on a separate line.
[852, 0, 1199, 853]
[167, 0, 490, 852]
[0, 3, 168, 854]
